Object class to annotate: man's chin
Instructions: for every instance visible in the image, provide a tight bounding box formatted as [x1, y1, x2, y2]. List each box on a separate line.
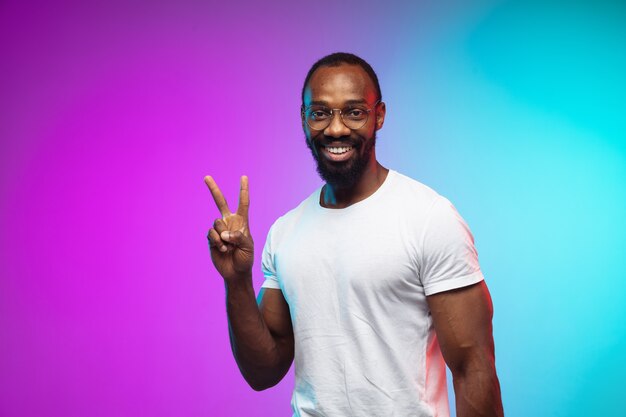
[315, 157, 364, 189]
[308, 133, 375, 189]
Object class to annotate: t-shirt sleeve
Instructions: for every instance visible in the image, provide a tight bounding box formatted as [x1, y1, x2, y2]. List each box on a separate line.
[419, 196, 484, 296]
[261, 223, 281, 290]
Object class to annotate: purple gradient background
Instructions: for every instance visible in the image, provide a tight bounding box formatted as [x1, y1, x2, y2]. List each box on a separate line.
[2, 1, 626, 416]
[1, 2, 395, 415]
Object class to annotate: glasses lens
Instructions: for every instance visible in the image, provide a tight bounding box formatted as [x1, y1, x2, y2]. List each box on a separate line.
[341, 107, 369, 129]
[305, 108, 331, 130]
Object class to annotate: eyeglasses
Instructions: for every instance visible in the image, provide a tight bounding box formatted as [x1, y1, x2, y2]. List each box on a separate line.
[301, 100, 380, 131]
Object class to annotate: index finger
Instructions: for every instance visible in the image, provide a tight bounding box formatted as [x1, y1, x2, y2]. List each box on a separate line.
[204, 176, 231, 217]
[236, 175, 249, 219]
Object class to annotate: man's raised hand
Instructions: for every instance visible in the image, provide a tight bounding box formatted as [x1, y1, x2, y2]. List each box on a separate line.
[205, 175, 254, 283]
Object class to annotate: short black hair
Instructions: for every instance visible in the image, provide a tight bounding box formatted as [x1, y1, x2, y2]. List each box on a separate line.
[301, 52, 382, 104]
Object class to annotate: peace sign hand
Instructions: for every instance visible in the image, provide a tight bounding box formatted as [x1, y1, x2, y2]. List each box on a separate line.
[205, 175, 254, 283]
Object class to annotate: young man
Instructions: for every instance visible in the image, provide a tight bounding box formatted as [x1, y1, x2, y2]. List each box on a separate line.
[205, 52, 504, 417]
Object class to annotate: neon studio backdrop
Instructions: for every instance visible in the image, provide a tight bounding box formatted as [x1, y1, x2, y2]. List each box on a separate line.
[1, 1, 625, 416]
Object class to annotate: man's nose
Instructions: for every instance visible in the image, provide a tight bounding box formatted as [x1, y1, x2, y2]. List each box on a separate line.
[324, 112, 351, 138]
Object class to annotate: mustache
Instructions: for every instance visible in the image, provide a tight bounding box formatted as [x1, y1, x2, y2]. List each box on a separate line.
[316, 136, 362, 147]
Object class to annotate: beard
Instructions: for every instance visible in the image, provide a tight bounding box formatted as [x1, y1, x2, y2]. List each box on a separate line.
[307, 132, 376, 189]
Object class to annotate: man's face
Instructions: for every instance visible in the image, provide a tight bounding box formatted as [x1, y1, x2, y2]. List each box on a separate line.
[302, 64, 385, 189]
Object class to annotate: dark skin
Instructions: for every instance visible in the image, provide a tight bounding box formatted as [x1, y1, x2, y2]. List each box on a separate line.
[205, 64, 504, 416]
[204, 175, 293, 390]
[302, 65, 388, 208]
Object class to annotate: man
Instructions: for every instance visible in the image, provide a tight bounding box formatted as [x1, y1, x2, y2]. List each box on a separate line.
[205, 52, 504, 417]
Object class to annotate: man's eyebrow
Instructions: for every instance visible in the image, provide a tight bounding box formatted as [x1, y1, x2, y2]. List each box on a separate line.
[308, 100, 329, 107]
[306, 99, 368, 107]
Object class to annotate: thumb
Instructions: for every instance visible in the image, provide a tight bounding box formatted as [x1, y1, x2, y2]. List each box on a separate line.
[220, 230, 251, 248]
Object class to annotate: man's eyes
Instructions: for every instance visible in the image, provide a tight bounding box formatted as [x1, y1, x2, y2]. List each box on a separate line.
[311, 110, 330, 119]
[309, 108, 366, 118]
[345, 109, 365, 118]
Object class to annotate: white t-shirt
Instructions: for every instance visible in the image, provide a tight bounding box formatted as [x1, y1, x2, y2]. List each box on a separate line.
[261, 170, 484, 417]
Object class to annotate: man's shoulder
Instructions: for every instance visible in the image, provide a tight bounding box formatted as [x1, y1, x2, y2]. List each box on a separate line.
[388, 169, 442, 207]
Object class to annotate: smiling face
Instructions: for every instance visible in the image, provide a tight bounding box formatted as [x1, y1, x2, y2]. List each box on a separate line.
[302, 64, 385, 189]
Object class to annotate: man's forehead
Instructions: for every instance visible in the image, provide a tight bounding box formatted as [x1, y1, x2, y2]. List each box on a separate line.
[303, 64, 376, 105]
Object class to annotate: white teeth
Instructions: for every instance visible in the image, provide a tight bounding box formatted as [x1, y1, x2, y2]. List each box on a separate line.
[326, 146, 352, 154]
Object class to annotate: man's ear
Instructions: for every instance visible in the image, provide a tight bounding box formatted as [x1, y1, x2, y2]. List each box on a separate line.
[375, 101, 386, 130]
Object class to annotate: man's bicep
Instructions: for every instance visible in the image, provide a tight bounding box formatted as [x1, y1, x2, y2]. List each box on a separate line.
[258, 288, 294, 342]
[426, 281, 495, 374]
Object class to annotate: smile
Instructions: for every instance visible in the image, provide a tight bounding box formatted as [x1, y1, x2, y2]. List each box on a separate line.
[326, 146, 352, 154]
[321, 145, 355, 162]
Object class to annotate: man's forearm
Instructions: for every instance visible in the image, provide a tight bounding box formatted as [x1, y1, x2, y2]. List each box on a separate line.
[225, 275, 287, 390]
[452, 366, 504, 417]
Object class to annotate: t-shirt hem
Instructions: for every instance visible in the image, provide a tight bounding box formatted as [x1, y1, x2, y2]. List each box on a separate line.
[260, 278, 281, 289]
[423, 271, 484, 296]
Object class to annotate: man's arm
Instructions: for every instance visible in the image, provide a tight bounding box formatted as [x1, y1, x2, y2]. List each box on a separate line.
[226, 282, 294, 390]
[427, 281, 504, 417]
[204, 175, 294, 390]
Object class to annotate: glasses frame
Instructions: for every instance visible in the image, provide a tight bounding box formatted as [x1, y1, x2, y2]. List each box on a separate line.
[301, 99, 381, 131]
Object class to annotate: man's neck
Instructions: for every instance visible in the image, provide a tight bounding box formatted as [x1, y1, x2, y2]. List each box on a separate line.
[320, 160, 389, 209]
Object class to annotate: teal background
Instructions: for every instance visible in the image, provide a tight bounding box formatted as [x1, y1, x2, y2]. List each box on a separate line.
[381, 2, 626, 415]
[1, 0, 624, 416]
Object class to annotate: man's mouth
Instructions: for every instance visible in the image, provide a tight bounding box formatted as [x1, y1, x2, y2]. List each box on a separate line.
[321, 144, 356, 162]
[326, 145, 352, 154]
